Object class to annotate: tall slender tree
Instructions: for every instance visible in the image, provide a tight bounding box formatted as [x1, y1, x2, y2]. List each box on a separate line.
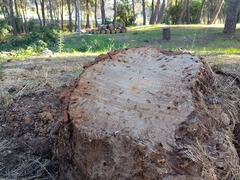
[209, 0, 224, 24]
[48, 0, 54, 24]
[9, 0, 17, 35]
[156, 0, 165, 23]
[94, 0, 98, 27]
[177, 0, 189, 24]
[223, 0, 240, 34]
[113, 0, 117, 24]
[85, 0, 90, 28]
[34, 0, 42, 26]
[101, 0, 105, 24]
[142, 0, 146, 25]
[196, 0, 206, 24]
[40, 0, 45, 26]
[67, 0, 73, 31]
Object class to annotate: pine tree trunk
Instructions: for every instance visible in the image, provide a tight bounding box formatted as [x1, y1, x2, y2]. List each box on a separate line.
[149, 0, 155, 24]
[209, 0, 224, 24]
[142, 0, 146, 25]
[34, 0, 42, 27]
[223, 0, 240, 34]
[195, 0, 206, 24]
[177, 0, 188, 24]
[67, 0, 73, 31]
[101, 0, 105, 24]
[85, 0, 90, 28]
[95, 0, 98, 27]
[9, 0, 17, 35]
[113, 0, 116, 24]
[156, 0, 165, 24]
[48, 0, 54, 24]
[61, 0, 64, 30]
[40, 0, 45, 26]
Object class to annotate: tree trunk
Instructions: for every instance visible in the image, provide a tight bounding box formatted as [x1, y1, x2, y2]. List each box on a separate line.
[142, 0, 146, 25]
[48, 0, 54, 24]
[34, 0, 42, 27]
[156, 0, 165, 24]
[75, 0, 78, 31]
[40, 0, 45, 26]
[149, 0, 155, 24]
[20, 0, 28, 33]
[94, 0, 98, 27]
[9, 0, 17, 35]
[61, 0, 64, 30]
[209, 0, 224, 24]
[177, 0, 188, 24]
[101, 0, 105, 24]
[85, 0, 90, 28]
[223, 0, 240, 34]
[113, 0, 116, 24]
[132, 0, 135, 17]
[67, 0, 73, 31]
[150, 0, 160, 24]
[195, 0, 206, 24]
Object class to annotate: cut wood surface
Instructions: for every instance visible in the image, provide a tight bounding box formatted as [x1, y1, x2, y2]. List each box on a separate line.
[56, 47, 240, 179]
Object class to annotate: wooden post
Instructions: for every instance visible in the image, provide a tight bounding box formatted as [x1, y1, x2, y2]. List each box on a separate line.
[162, 28, 171, 41]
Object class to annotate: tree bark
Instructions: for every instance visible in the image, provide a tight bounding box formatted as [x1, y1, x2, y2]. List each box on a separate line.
[223, 0, 240, 34]
[67, 0, 73, 31]
[195, 0, 206, 24]
[20, 0, 28, 33]
[40, 0, 45, 26]
[113, 0, 116, 24]
[9, 0, 17, 35]
[177, 0, 188, 24]
[61, 0, 64, 30]
[48, 0, 54, 24]
[150, 0, 160, 24]
[34, 0, 42, 27]
[101, 0, 105, 24]
[156, 0, 165, 24]
[85, 0, 90, 28]
[132, 0, 135, 17]
[209, 0, 224, 24]
[94, 0, 98, 27]
[142, 0, 146, 25]
[149, 0, 155, 24]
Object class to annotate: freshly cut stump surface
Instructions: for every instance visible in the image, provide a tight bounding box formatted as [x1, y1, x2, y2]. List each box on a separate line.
[57, 47, 240, 179]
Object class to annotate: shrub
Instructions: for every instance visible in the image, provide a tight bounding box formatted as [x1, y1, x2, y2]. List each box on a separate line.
[0, 19, 12, 42]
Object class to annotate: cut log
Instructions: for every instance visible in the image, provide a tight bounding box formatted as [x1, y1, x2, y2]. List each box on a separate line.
[120, 27, 127, 33]
[118, 21, 125, 28]
[110, 29, 116, 34]
[100, 29, 105, 34]
[115, 28, 120, 33]
[105, 29, 110, 34]
[114, 23, 119, 29]
[108, 23, 114, 30]
[56, 47, 240, 179]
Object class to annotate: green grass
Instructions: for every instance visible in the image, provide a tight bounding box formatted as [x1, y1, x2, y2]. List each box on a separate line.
[61, 24, 240, 56]
[1, 24, 240, 61]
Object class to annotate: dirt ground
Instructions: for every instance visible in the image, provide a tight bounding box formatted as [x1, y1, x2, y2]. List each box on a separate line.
[0, 53, 239, 179]
[0, 55, 95, 179]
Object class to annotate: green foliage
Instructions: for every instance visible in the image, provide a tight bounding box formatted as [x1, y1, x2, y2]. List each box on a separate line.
[116, 0, 136, 26]
[58, 31, 64, 53]
[0, 20, 12, 42]
[168, 0, 201, 24]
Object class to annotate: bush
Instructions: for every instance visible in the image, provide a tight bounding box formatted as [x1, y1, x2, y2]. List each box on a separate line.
[0, 19, 12, 42]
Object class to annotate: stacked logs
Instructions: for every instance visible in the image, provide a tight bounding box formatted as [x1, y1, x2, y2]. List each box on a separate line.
[88, 22, 127, 34]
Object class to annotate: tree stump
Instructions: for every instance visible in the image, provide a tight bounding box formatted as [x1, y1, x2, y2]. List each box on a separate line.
[56, 47, 240, 179]
[162, 28, 171, 41]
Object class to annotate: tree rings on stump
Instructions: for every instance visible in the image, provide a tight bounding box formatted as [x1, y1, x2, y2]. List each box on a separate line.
[56, 47, 240, 179]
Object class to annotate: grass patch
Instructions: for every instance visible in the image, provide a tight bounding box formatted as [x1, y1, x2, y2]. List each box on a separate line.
[1, 24, 240, 61]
